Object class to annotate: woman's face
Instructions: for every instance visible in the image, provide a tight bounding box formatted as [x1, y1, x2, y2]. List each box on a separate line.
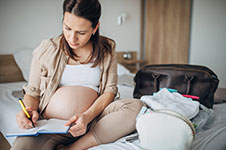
[63, 12, 96, 50]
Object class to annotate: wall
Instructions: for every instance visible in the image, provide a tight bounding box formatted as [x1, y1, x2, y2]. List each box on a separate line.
[189, 0, 226, 88]
[1, 0, 224, 87]
[99, 0, 141, 54]
[0, 0, 63, 54]
[0, 0, 141, 56]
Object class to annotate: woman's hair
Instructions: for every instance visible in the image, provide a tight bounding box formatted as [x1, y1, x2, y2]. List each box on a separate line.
[61, 0, 113, 67]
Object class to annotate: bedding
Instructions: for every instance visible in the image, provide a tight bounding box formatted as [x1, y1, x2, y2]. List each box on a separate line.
[0, 81, 26, 145]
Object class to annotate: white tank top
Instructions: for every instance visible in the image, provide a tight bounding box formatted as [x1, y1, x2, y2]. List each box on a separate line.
[59, 63, 101, 92]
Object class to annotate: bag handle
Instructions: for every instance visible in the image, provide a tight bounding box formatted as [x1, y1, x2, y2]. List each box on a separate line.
[185, 75, 194, 94]
[152, 74, 160, 92]
[151, 74, 194, 95]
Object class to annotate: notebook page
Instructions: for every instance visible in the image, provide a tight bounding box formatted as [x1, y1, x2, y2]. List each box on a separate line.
[6, 120, 47, 137]
[38, 118, 69, 134]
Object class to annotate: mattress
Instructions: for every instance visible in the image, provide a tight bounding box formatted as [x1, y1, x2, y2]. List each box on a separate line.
[1, 79, 226, 150]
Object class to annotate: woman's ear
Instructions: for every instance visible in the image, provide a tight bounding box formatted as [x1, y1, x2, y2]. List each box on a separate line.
[93, 22, 100, 35]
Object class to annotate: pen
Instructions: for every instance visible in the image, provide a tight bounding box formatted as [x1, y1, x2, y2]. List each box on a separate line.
[18, 98, 35, 128]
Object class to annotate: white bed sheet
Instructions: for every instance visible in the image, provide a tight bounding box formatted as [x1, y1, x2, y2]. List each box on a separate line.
[0, 81, 26, 145]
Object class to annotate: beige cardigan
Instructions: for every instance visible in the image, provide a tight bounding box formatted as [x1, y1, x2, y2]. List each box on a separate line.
[23, 36, 118, 114]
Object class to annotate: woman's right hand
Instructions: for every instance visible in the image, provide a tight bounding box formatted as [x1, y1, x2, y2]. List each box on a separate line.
[16, 109, 39, 129]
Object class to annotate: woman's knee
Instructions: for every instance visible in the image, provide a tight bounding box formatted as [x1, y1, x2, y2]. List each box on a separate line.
[109, 98, 145, 124]
[129, 98, 146, 110]
[120, 98, 145, 115]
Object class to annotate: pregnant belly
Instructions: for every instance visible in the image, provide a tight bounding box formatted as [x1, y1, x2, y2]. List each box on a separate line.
[43, 86, 98, 120]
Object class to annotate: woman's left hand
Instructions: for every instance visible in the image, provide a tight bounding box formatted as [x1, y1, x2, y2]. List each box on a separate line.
[65, 114, 89, 137]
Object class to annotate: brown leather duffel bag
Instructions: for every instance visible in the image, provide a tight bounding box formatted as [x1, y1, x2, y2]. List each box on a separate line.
[133, 64, 219, 108]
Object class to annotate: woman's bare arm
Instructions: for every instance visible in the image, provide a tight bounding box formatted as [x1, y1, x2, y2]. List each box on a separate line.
[83, 92, 115, 123]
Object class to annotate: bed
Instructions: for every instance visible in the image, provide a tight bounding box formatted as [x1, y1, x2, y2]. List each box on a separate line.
[0, 52, 226, 150]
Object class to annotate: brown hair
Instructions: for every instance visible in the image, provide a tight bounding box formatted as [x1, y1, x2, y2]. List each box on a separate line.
[61, 0, 113, 67]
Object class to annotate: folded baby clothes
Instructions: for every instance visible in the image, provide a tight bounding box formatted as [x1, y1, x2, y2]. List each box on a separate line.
[140, 88, 200, 119]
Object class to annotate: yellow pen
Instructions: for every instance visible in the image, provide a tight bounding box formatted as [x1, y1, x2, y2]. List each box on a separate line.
[18, 98, 35, 128]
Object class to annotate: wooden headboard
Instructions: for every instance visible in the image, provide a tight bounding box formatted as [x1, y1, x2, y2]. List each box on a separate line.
[0, 55, 24, 83]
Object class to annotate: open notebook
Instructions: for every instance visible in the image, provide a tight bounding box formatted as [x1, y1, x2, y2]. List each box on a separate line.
[6, 118, 70, 137]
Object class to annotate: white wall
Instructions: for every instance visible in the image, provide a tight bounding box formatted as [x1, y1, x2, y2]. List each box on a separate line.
[0, 0, 63, 54]
[0, 0, 141, 56]
[189, 0, 226, 88]
[99, 0, 141, 54]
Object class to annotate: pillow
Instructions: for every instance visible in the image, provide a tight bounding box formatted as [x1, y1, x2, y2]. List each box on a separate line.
[13, 49, 33, 81]
[118, 73, 135, 87]
[117, 63, 130, 76]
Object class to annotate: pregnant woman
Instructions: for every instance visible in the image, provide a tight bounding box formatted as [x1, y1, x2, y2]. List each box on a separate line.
[11, 0, 144, 150]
